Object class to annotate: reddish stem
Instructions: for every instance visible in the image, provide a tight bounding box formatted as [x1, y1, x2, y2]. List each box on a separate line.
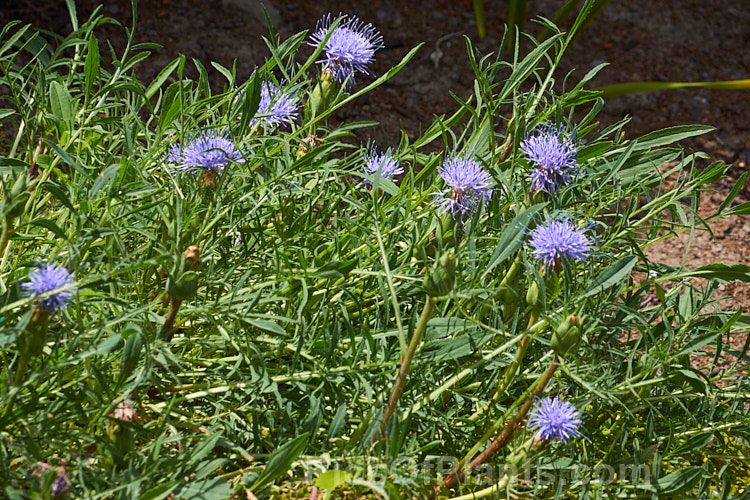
[428, 357, 559, 499]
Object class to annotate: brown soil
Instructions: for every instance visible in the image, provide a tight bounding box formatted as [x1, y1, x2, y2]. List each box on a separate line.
[3, 0, 749, 368]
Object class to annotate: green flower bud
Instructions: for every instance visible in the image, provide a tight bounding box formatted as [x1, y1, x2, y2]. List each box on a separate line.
[3, 175, 29, 219]
[423, 252, 455, 298]
[309, 67, 337, 118]
[167, 271, 199, 301]
[10, 173, 28, 198]
[551, 314, 582, 357]
[166, 246, 201, 301]
[18, 309, 49, 359]
[438, 212, 457, 247]
[525, 280, 541, 307]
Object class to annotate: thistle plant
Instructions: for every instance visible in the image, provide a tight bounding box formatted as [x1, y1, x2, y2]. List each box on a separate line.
[527, 395, 584, 443]
[520, 125, 578, 193]
[529, 217, 591, 271]
[251, 80, 299, 129]
[434, 153, 493, 220]
[362, 146, 402, 184]
[168, 132, 243, 173]
[22, 263, 76, 313]
[309, 13, 384, 85]
[1, 2, 749, 499]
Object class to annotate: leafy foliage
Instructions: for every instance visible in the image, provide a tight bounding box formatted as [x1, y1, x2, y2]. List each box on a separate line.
[1, 3, 749, 499]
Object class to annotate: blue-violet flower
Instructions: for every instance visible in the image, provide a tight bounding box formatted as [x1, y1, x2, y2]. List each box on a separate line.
[51, 469, 69, 499]
[527, 396, 583, 443]
[22, 263, 76, 313]
[520, 125, 577, 193]
[309, 14, 383, 85]
[529, 219, 590, 271]
[363, 147, 402, 184]
[435, 154, 493, 220]
[252, 81, 299, 129]
[168, 133, 243, 173]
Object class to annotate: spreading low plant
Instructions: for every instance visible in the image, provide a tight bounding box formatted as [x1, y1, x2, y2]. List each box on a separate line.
[2, 1, 750, 499]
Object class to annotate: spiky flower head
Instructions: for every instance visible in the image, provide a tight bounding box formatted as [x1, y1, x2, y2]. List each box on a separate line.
[50, 467, 69, 499]
[529, 218, 590, 271]
[168, 132, 243, 173]
[435, 153, 493, 220]
[309, 14, 383, 85]
[528, 396, 583, 443]
[251, 80, 299, 129]
[363, 147, 402, 184]
[520, 125, 578, 193]
[22, 263, 76, 313]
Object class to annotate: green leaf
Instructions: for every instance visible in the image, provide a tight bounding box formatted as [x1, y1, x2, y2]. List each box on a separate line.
[722, 200, 750, 216]
[671, 330, 722, 360]
[482, 203, 547, 278]
[0, 109, 15, 120]
[247, 319, 286, 336]
[647, 467, 703, 495]
[77, 334, 122, 360]
[84, 34, 99, 99]
[30, 218, 69, 240]
[659, 263, 750, 283]
[158, 79, 192, 132]
[633, 125, 714, 150]
[327, 404, 348, 439]
[314, 469, 352, 492]
[582, 256, 637, 298]
[145, 58, 181, 100]
[49, 81, 73, 124]
[312, 259, 358, 279]
[173, 479, 231, 500]
[139, 481, 179, 500]
[715, 172, 749, 216]
[251, 433, 309, 491]
[668, 433, 714, 457]
[120, 328, 142, 381]
[42, 182, 76, 213]
[0, 157, 31, 175]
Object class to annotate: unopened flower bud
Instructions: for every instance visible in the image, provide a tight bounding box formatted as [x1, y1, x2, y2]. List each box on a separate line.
[423, 252, 455, 298]
[551, 314, 582, 357]
[18, 309, 49, 359]
[525, 280, 541, 308]
[198, 169, 218, 189]
[297, 134, 326, 159]
[110, 400, 137, 423]
[309, 67, 336, 118]
[10, 173, 28, 198]
[166, 271, 199, 301]
[166, 246, 201, 301]
[184, 245, 201, 270]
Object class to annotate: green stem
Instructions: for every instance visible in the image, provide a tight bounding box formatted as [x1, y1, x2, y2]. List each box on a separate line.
[12, 354, 28, 387]
[0, 217, 14, 257]
[469, 307, 540, 422]
[379, 297, 435, 436]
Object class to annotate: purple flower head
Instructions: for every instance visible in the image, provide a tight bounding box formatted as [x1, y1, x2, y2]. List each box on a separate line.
[435, 153, 493, 220]
[309, 14, 383, 85]
[363, 147, 402, 184]
[51, 468, 70, 499]
[251, 80, 299, 129]
[520, 125, 578, 193]
[528, 396, 583, 443]
[168, 132, 243, 173]
[22, 263, 76, 313]
[529, 218, 590, 271]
